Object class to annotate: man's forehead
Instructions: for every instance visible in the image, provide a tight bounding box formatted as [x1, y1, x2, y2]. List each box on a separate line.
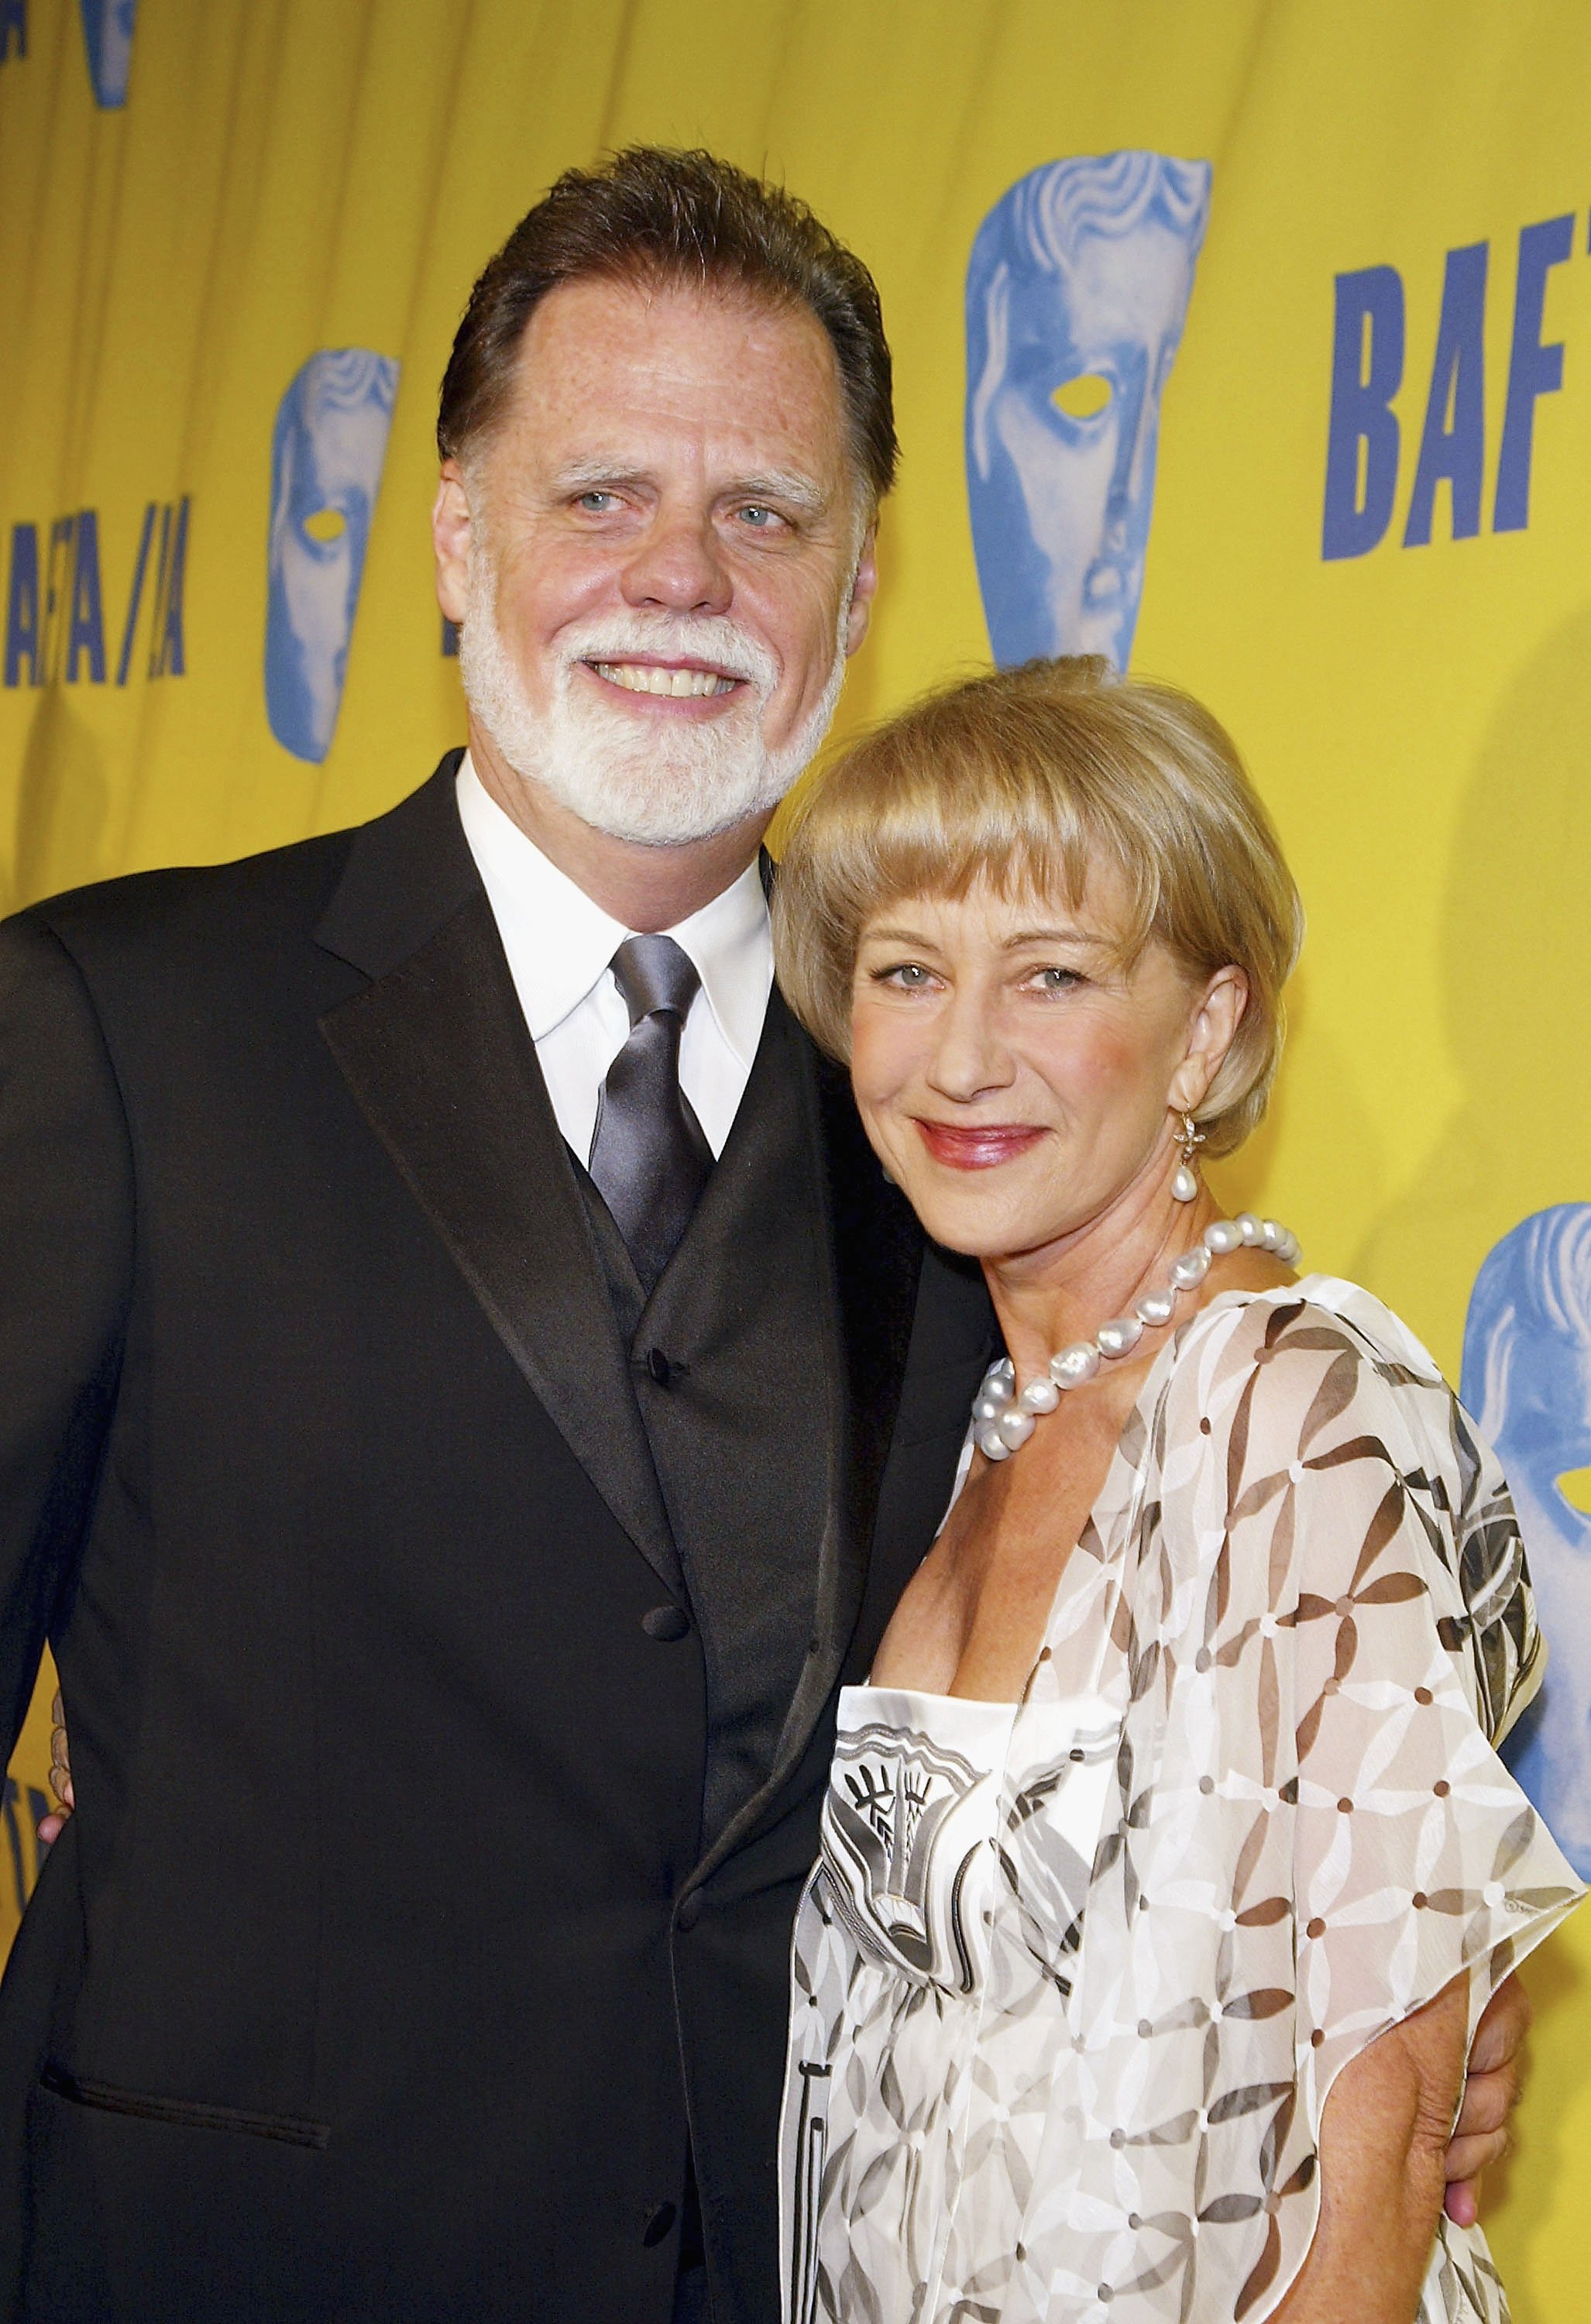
[503, 277, 846, 440]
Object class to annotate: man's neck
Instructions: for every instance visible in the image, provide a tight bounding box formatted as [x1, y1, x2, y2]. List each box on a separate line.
[467, 718, 770, 932]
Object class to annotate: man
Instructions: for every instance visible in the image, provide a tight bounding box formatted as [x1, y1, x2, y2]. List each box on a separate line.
[1, 148, 1524, 2322]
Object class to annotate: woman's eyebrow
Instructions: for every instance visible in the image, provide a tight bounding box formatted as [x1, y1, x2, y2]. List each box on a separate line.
[859, 926, 940, 948]
[1002, 925, 1113, 950]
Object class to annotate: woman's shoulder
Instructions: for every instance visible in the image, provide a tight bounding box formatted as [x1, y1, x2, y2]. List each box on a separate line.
[1147, 1274, 1541, 1737]
[1177, 1271, 1444, 1376]
[1164, 1273, 1456, 1440]
[1153, 1272, 1503, 1530]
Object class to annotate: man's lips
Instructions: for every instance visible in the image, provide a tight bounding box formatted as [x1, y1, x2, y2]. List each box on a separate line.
[585, 656, 743, 700]
[913, 1120, 1046, 1171]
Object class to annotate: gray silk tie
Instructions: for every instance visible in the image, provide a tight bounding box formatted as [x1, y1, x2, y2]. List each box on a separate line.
[588, 934, 714, 1294]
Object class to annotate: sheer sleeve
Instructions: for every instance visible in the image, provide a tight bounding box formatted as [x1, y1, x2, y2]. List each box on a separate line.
[1151, 1288, 1583, 2319]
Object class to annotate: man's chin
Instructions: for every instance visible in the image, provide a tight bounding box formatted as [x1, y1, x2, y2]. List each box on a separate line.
[480, 737, 785, 851]
[570, 782, 781, 851]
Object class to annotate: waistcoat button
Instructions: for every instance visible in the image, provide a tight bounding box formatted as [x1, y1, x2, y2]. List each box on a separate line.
[675, 1893, 702, 1932]
[646, 1347, 676, 1386]
[641, 1604, 691, 1642]
[640, 2200, 677, 2247]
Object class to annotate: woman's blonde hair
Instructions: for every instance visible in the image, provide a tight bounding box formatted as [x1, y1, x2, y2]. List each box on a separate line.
[772, 657, 1303, 1157]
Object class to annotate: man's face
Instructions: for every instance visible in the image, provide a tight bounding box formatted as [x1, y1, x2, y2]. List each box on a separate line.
[434, 276, 877, 846]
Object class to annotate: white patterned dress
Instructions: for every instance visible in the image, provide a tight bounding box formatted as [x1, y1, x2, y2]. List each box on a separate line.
[780, 1278, 1583, 2324]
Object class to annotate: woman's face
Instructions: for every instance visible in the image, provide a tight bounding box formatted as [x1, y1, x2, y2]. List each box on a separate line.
[849, 869, 1234, 1262]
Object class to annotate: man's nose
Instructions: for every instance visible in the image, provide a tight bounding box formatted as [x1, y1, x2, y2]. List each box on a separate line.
[620, 507, 733, 616]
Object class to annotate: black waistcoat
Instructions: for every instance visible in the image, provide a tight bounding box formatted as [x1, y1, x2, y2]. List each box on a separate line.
[576, 990, 832, 1844]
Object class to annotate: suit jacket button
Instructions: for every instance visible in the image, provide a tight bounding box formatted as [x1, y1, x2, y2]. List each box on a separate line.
[640, 2199, 677, 2248]
[646, 1347, 675, 1386]
[675, 1893, 702, 1932]
[642, 1604, 690, 1642]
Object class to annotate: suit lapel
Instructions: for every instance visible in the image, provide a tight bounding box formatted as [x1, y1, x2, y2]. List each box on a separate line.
[693, 1026, 923, 1878]
[778, 1043, 923, 1758]
[314, 761, 681, 1596]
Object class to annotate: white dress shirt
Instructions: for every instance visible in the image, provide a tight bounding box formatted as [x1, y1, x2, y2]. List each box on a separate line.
[455, 754, 774, 1163]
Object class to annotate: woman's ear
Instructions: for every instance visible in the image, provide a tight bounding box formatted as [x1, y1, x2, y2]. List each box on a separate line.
[1169, 966, 1249, 1114]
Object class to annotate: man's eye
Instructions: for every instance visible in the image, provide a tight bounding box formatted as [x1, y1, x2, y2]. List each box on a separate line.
[576, 490, 620, 513]
[736, 505, 784, 530]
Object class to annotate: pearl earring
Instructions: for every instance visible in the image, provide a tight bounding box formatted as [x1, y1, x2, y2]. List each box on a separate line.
[1171, 1112, 1204, 1203]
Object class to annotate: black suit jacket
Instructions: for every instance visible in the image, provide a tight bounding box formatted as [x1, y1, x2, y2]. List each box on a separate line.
[0, 759, 995, 2322]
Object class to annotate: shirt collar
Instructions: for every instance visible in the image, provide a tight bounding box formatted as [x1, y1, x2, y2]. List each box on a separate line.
[455, 755, 771, 1061]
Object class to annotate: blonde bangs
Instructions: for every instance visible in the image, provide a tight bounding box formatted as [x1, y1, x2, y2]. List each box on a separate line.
[772, 658, 1303, 1159]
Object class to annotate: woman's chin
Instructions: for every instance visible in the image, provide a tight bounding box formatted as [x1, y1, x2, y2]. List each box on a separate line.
[894, 1182, 1041, 1265]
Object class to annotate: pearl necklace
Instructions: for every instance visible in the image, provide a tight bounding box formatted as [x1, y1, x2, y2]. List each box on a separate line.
[971, 1212, 1302, 1463]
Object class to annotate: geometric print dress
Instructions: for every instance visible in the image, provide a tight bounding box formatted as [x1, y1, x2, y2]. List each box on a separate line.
[780, 1278, 1583, 2323]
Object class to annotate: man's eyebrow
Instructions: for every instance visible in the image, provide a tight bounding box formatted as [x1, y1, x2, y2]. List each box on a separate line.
[727, 470, 828, 514]
[547, 461, 830, 516]
[549, 459, 652, 496]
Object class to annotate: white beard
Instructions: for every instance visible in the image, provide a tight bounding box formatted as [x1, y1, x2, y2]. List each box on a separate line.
[457, 558, 850, 847]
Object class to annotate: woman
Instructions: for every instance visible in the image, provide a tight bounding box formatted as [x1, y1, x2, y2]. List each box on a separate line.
[770, 658, 1582, 2323]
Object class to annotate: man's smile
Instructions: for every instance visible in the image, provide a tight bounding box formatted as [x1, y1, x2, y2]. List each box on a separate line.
[586, 658, 742, 700]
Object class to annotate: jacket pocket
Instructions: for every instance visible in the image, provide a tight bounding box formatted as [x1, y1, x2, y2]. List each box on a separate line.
[40, 2064, 329, 2149]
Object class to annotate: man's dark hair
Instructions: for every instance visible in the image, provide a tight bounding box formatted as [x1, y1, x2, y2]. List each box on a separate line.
[437, 146, 897, 503]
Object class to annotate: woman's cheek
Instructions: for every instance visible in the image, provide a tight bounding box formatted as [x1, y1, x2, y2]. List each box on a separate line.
[848, 1002, 912, 1112]
[1029, 1012, 1132, 1100]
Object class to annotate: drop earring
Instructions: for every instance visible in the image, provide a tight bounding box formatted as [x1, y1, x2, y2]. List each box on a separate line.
[1171, 1112, 1204, 1203]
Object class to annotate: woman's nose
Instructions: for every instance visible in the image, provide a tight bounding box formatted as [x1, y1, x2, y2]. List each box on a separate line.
[926, 990, 1015, 1100]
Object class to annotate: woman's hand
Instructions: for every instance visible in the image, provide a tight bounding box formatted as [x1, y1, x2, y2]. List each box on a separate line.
[37, 1691, 73, 1845]
[1443, 1975, 1530, 2227]
[1275, 1975, 1469, 2322]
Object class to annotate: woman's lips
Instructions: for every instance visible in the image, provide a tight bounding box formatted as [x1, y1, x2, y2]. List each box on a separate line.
[913, 1120, 1046, 1171]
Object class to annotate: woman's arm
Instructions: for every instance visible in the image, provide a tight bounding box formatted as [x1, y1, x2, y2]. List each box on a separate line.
[1274, 1975, 1469, 2323]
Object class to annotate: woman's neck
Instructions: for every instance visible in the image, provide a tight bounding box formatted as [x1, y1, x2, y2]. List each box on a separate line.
[984, 1174, 1226, 1386]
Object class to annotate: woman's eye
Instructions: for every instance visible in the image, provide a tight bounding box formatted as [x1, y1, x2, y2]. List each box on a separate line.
[875, 961, 933, 990]
[1029, 965, 1082, 994]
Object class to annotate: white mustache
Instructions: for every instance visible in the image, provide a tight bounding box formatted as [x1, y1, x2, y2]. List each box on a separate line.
[556, 614, 778, 693]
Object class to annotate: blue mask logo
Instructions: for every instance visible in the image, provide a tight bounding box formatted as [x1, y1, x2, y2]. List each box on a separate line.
[79, 0, 135, 108]
[965, 151, 1211, 672]
[265, 349, 400, 765]
[1462, 1205, 1591, 1877]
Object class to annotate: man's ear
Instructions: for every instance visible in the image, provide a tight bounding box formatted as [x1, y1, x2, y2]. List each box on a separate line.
[432, 460, 472, 626]
[844, 521, 880, 658]
[1169, 965, 1249, 1114]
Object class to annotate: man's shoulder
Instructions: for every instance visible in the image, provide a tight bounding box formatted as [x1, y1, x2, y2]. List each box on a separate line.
[18, 827, 350, 954]
[9, 758, 464, 979]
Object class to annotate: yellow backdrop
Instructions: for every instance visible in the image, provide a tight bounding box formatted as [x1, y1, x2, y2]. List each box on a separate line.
[2, 2, 1588, 2312]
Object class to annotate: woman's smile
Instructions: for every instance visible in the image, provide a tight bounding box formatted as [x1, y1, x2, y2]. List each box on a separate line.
[912, 1119, 1046, 1170]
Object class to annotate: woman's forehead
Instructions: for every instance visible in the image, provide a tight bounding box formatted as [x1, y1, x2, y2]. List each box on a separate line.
[860, 857, 1139, 940]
